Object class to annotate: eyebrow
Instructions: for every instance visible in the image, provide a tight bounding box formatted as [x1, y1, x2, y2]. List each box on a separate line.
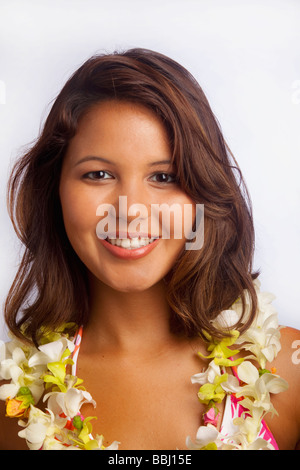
[75, 156, 116, 166]
[147, 159, 172, 167]
[74, 156, 172, 167]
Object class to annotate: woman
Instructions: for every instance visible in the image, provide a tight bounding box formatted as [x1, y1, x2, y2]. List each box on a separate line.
[0, 48, 299, 450]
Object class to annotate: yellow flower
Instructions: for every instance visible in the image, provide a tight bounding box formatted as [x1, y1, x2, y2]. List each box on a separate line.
[197, 374, 228, 405]
[6, 397, 28, 418]
[198, 330, 244, 367]
[5, 387, 34, 418]
[70, 416, 99, 449]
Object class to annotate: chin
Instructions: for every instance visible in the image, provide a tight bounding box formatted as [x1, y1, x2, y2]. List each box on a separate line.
[113, 284, 151, 293]
[108, 277, 161, 293]
[95, 268, 166, 294]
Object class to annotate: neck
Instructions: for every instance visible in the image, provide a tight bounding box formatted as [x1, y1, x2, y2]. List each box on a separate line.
[84, 276, 176, 354]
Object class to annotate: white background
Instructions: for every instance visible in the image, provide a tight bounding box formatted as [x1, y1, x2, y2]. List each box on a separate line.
[0, 0, 299, 341]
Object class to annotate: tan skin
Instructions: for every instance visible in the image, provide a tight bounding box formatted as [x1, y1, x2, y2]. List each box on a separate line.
[1, 101, 300, 450]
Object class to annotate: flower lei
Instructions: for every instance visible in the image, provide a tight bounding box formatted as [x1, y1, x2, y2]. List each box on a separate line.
[0, 280, 288, 450]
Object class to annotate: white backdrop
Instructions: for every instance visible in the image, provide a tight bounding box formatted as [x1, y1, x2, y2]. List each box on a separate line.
[0, 0, 299, 341]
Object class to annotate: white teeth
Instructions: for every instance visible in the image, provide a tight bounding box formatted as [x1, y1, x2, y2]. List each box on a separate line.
[130, 237, 141, 248]
[120, 239, 131, 248]
[106, 237, 156, 249]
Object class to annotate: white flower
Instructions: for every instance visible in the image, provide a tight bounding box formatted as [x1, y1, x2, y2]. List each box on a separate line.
[28, 337, 75, 367]
[221, 432, 275, 450]
[233, 407, 265, 444]
[18, 406, 68, 450]
[236, 361, 288, 410]
[237, 318, 281, 369]
[222, 361, 289, 415]
[212, 309, 241, 331]
[191, 360, 222, 386]
[224, 280, 259, 325]
[45, 387, 96, 418]
[225, 281, 282, 368]
[186, 424, 222, 450]
[0, 340, 30, 380]
[0, 338, 45, 403]
[212, 281, 282, 369]
[19, 420, 49, 450]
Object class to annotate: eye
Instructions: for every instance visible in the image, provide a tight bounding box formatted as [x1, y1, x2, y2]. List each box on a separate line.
[82, 170, 113, 181]
[149, 172, 177, 184]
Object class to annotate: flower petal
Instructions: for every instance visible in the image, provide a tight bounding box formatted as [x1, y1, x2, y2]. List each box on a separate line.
[213, 310, 241, 330]
[221, 374, 240, 393]
[0, 383, 19, 400]
[29, 338, 75, 366]
[195, 425, 220, 446]
[12, 347, 26, 365]
[18, 421, 47, 445]
[261, 374, 289, 394]
[237, 361, 259, 385]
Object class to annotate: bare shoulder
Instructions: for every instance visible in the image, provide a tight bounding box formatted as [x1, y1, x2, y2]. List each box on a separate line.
[271, 326, 300, 405]
[264, 326, 300, 449]
[273, 326, 300, 381]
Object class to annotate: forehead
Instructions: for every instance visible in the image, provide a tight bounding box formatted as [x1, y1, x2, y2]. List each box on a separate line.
[65, 100, 171, 164]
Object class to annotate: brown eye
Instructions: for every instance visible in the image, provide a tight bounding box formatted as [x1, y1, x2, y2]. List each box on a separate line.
[150, 172, 176, 184]
[83, 171, 113, 180]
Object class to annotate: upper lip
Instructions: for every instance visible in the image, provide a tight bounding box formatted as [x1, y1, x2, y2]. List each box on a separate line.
[104, 231, 160, 239]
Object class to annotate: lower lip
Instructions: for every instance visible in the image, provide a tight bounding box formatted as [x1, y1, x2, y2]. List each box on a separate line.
[99, 238, 160, 260]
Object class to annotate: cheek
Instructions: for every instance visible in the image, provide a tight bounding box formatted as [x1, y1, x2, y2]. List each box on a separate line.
[164, 196, 196, 240]
[59, 182, 98, 243]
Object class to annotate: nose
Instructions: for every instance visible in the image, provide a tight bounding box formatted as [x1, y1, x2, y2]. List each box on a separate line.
[115, 180, 151, 235]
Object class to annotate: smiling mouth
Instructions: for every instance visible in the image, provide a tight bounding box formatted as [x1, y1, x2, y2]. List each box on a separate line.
[105, 236, 158, 250]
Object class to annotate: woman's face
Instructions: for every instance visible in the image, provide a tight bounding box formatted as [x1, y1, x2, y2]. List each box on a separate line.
[59, 100, 195, 292]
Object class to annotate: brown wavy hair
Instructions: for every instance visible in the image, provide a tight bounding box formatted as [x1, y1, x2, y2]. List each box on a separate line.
[5, 48, 258, 345]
